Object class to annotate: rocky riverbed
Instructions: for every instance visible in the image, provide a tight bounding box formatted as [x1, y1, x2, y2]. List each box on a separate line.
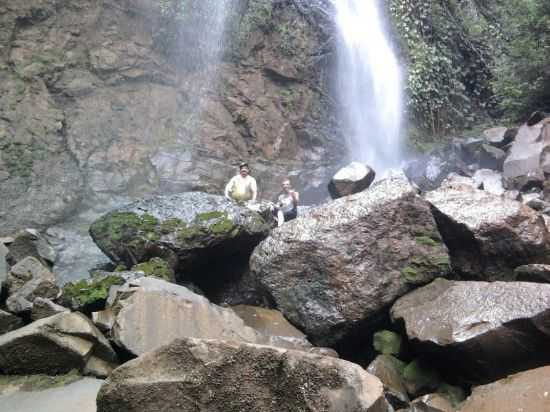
[2, 112, 550, 411]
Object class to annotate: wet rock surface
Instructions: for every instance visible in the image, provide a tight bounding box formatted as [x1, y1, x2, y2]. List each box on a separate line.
[251, 172, 450, 347]
[0, 309, 23, 334]
[328, 162, 376, 199]
[0, 312, 118, 377]
[96, 277, 312, 357]
[425, 177, 550, 279]
[30, 297, 69, 321]
[391, 278, 550, 383]
[458, 365, 550, 412]
[367, 355, 409, 409]
[96, 337, 387, 412]
[90, 192, 270, 289]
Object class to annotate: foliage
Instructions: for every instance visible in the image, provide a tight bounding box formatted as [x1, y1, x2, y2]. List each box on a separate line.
[389, 0, 493, 136]
[490, 0, 550, 120]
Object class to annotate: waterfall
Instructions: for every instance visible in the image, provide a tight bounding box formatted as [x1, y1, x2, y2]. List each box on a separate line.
[333, 0, 404, 172]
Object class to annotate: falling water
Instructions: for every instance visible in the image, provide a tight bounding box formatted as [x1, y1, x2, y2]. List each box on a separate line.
[334, 0, 404, 172]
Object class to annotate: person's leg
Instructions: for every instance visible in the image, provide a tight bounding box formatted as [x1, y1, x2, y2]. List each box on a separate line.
[277, 210, 284, 227]
[283, 209, 297, 222]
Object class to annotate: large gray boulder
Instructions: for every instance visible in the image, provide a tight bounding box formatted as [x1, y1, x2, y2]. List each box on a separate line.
[5, 256, 59, 316]
[4, 229, 56, 267]
[328, 162, 376, 199]
[483, 126, 515, 148]
[96, 338, 388, 412]
[425, 177, 550, 279]
[459, 366, 550, 412]
[472, 169, 505, 196]
[0, 312, 118, 377]
[94, 277, 312, 356]
[502, 119, 550, 190]
[89, 192, 270, 287]
[251, 172, 450, 347]
[391, 278, 550, 383]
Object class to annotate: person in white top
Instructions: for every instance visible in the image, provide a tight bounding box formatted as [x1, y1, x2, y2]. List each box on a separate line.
[224, 162, 258, 202]
[273, 179, 299, 227]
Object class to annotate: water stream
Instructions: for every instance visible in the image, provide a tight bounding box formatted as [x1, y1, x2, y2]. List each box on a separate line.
[334, 0, 404, 172]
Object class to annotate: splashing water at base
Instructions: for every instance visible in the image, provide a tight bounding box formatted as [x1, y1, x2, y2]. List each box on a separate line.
[334, 0, 404, 172]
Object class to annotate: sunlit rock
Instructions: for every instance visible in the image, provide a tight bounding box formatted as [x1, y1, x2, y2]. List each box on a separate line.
[328, 162, 376, 199]
[459, 366, 550, 412]
[0, 312, 118, 377]
[251, 172, 450, 347]
[30, 297, 69, 321]
[367, 355, 409, 409]
[391, 278, 550, 383]
[425, 176, 550, 279]
[472, 169, 505, 196]
[95, 277, 312, 357]
[503, 119, 550, 190]
[96, 338, 388, 412]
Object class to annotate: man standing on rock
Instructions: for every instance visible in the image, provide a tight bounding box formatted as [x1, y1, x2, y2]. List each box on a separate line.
[273, 179, 299, 227]
[225, 162, 258, 203]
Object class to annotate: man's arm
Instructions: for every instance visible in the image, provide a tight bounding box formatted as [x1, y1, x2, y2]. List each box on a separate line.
[291, 190, 299, 206]
[250, 177, 258, 201]
[224, 177, 235, 200]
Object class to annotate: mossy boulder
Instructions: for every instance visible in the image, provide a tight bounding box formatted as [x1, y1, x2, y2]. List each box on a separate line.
[402, 358, 441, 397]
[89, 192, 270, 285]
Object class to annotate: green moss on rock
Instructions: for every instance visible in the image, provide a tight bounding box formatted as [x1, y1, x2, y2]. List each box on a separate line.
[373, 330, 403, 355]
[415, 235, 440, 247]
[437, 383, 466, 406]
[62, 274, 125, 310]
[402, 359, 441, 394]
[132, 257, 174, 282]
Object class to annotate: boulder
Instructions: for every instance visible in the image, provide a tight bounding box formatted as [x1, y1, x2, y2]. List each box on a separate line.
[328, 162, 376, 199]
[5, 229, 56, 267]
[89, 192, 270, 289]
[391, 278, 550, 383]
[483, 126, 515, 148]
[95, 277, 312, 357]
[0, 309, 23, 334]
[472, 169, 504, 196]
[5, 257, 59, 316]
[513, 263, 550, 283]
[477, 144, 506, 171]
[0, 312, 118, 377]
[31, 297, 69, 321]
[459, 366, 550, 412]
[502, 120, 550, 190]
[251, 172, 450, 347]
[96, 338, 388, 412]
[425, 177, 550, 279]
[367, 355, 409, 409]
[412, 394, 455, 412]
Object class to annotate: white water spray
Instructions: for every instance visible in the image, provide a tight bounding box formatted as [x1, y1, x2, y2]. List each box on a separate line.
[334, 0, 404, 171]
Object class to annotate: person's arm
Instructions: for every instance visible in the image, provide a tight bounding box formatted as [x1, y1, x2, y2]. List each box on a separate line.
[224, 177, 235, 200]
[291, 191, 299, 207]
[250, 177, 258, 202]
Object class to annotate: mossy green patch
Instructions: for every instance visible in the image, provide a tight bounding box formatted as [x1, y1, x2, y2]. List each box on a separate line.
[94, 212, 158, 242]
[132, 257, 174, 282]
[402, 253, 450, 283]
[415, 235, 440, 247]
[62, 274, 125, 309]
[373, 330, 403, 355]
[196, 211, 226, 222]
[402, 359, 441, 393]
[159, 217, 185, 234]
[0, 370, 81, 394]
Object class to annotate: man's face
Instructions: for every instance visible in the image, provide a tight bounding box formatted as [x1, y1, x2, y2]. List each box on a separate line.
[282, 181, 291, 192]
[240, 167, 249, 177]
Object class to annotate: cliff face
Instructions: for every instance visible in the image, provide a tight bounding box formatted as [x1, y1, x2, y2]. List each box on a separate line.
[0, 0, 341, 235]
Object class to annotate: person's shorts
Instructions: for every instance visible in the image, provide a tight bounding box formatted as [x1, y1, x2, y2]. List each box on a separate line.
[283, 209, 297, 222]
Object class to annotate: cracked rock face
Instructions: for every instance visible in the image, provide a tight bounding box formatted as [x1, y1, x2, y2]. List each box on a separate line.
[0, 312, 118, 377]
[96, 337, 387, 412]
[391, 278, 550, 383]
[425, 177, 550, 279]
[251, 172, 450, 347]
